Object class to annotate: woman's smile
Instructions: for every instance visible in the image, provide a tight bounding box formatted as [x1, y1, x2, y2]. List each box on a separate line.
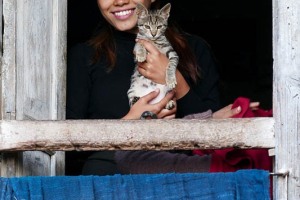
[113, 9, 135, 20]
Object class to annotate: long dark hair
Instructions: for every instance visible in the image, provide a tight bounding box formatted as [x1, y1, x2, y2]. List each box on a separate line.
[88, 1, 200, 83]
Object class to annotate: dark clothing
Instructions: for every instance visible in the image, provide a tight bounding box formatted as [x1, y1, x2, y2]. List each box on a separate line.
[115, 151, 211, 174]
[66, 30, 220, 175]
[82, 151, 120, 176]
[66, 31, 220, 120]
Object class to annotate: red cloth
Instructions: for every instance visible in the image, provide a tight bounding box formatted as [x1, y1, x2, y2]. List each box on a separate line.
[193, 97, 273, 172]
[193, 97, 273, 199]
[231, 97, 273, 118]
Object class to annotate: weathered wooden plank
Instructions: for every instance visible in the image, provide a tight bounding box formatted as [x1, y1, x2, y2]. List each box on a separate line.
[0, 0, 3, 176]
[0, 118, 275, 151]
[16, 0, 67, 121]
[1, 0, 67, 177]
[51, 0, 67, 121]
[0, 0, 2, 60]
[1, 0, 21, 178]
[0, 153, 22, 177]
[1, 0, 16, 120]
[273, 0, 300, 199]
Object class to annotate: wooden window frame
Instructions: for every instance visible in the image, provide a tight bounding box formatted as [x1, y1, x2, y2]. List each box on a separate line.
[0, 0, 299, 199]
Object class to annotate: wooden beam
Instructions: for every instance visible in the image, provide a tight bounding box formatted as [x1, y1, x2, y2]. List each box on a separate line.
[0, 118, 275, 151]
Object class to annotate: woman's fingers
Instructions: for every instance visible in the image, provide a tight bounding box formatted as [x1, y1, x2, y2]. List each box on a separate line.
[212, 104, 240, 119]
[136, 39, 158, 55]
[161, 113, 176, 119]
[249, 102, 260, 110]
[158, 91, 175, 109]
[139, 89, 175, 115]
[157, 107, 176, 119]
[212, 101, 261, 119]
[135, 39, 169, 85]
[157, 97, 177, 119]
[140, 89, 160, 103]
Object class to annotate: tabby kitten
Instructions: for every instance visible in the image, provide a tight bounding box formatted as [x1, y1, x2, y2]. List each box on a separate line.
[127, 3, 178, 110]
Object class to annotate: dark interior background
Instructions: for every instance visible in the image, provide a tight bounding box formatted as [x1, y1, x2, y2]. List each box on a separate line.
[66, 0, 273, 175]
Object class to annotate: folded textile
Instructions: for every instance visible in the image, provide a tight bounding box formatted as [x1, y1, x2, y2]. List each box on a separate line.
[193, 96, 273, 173]
[0, 178, 13, 200]
[0, 170, 270, 200]
[193, 96, 273, 199]
[231, 96, 273, 118]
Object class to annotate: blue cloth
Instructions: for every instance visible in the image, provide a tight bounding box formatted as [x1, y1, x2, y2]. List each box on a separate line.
[0, 170, 270, 200]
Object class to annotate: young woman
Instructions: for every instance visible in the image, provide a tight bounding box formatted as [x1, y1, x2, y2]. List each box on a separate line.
[66, 0, 256, 175]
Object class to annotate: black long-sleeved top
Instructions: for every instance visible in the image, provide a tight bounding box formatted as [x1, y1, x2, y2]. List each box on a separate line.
[66, 30, 220, 120]
[66, 30, 220, 175]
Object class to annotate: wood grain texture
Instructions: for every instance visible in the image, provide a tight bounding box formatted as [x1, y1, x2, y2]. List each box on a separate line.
[273, 0, 300, 199]
[1, 0, 16, 120]
[1, 0, 67, 177]
[0, 118, 275, 151]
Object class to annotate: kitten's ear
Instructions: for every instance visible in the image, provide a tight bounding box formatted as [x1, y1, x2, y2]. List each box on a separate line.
[136, 3, 148, 18]
[159, 3, 171, 19]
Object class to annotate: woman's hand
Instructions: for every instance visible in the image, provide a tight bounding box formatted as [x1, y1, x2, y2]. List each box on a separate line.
[212, 102, 260, 119]
[135, 39, 191, 100]
[136, 39, 169, 85]
[122, 89, 177, 120]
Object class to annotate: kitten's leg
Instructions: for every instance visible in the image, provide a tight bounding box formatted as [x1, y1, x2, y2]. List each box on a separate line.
[131, 96, 140, 107]
[134, 43, 147, 63]
[128, 94, 141, 107]
[165, 52, 179, 90]
[128, 69, 152, 107]
[128, 70, 141, 107]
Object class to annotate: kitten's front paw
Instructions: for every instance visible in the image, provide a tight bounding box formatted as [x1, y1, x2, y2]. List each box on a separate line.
[165, 100, 175, 110]
[135, 48, 147, 63]
[166, 77, 177, 90]
[166, 81, 177, 90]
[166, 69, 177, 90]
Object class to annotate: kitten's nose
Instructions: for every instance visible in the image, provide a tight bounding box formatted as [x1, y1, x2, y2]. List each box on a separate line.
[151, 30, 157, 37]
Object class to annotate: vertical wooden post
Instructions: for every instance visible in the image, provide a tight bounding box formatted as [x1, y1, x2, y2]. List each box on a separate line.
[0, 0, 2, 118]
[1, 0, 21, 177]
[273, 0, 300, 199]
[1, 0, 67, 177]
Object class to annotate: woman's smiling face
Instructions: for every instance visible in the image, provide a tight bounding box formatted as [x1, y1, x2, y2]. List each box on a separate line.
[97, 0, 155, 32]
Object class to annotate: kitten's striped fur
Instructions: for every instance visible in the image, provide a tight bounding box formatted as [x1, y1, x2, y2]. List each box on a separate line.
[127, 3, 178, 109]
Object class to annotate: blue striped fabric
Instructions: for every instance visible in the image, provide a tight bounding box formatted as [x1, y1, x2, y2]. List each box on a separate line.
[0, 170, 270, 200]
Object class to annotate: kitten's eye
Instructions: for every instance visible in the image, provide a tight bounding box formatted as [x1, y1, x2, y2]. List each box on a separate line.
[157, 25, 162, 29]
[144, 25, 150, 29]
